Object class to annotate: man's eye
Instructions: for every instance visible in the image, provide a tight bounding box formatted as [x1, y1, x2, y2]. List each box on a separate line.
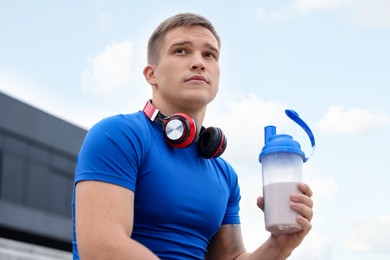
[175, 48, 187, 54]
[204, 52, 217, 59]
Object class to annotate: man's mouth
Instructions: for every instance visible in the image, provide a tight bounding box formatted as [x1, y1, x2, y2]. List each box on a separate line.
[185, 75, 208, 83]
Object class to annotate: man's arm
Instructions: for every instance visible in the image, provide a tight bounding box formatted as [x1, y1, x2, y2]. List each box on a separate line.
[75, 181, 159, 259]
[204, 224, 246, 260]
[204, 224, 286, 260]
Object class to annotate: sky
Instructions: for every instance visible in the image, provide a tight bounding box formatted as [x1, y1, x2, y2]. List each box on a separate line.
[1, 0, 390, 259]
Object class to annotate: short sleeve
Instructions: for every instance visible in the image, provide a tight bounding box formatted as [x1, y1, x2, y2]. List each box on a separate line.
[221, 161, 241, 225]
[74, 113, 148, 191]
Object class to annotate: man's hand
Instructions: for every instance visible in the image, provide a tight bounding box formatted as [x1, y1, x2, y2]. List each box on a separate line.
[257, 182, 314, 259]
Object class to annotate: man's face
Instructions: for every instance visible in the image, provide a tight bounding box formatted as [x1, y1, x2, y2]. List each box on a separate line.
[151, 25, 220, 111]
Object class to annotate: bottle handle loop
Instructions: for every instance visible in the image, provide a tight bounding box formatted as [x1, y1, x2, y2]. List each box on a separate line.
[285, 110, 315, 162]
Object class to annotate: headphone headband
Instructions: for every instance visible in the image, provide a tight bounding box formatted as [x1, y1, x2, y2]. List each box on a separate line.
[143, 100, 166, 126]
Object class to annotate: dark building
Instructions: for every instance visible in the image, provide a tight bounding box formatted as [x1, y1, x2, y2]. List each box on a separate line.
[0, 92, 87, 258]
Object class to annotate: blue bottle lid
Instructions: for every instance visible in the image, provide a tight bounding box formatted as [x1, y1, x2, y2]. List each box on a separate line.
[259, 110, 315, 163]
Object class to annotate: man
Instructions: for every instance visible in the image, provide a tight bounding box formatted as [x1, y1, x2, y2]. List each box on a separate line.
[72, 13, 313, 259]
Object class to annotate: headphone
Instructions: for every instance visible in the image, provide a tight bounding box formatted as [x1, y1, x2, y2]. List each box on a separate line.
[143, 100, 227, 159]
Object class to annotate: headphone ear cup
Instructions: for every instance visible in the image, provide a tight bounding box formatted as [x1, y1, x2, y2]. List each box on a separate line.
[164, 113, 198, 148]
[197, 127, 227, 159]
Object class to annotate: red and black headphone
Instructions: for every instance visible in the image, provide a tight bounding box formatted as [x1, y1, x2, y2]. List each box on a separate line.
[143, 100, 226, 159]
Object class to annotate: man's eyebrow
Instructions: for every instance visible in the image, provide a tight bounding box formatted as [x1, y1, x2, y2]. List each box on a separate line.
[204, 43, 219, 54]
[170, 41, 219, 54]
[170, 41, 192, 48]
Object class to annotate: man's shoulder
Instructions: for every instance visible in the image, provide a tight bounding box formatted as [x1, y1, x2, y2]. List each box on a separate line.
[82, 111, 153, 144]
[89, 111, 146, 132]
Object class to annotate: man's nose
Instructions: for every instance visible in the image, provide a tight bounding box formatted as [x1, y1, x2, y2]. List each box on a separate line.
[190, 53, 206, 71]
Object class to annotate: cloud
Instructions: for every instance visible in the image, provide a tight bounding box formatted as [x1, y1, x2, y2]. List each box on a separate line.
[290, 233, 334, 259]
[347, 0, 390, 28]
[0, 70, 54, 116]
[253, 0, 390, 28]
[307, 176, 339, 206]
[293, 0, 390, 28]
[343, 214, 390, 254]
[207, 93, 287, 165]
[253, 7, 286, 21]
[238, 171, 268, 252]
[81, 40, 134, 95]
[0, 71, 36, 101]
[293, 0, 352, 14]
[316, 105, 390, 134]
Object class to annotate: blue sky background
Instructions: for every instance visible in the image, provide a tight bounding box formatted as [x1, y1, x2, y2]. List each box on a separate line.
[1, 1, 390, 259]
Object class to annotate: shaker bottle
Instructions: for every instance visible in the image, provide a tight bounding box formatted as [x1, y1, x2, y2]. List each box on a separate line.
[259, 110, 315, 234]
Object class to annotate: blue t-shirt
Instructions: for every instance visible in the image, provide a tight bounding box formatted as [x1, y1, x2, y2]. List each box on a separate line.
[72, 111, 241, 259]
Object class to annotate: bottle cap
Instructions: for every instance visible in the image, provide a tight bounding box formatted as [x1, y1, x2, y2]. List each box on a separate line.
[259, 110, 315, 163]
[259, 130, 305, 161]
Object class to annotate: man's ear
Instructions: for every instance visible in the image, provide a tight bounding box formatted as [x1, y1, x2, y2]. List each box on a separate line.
[143, 64, 157, 86]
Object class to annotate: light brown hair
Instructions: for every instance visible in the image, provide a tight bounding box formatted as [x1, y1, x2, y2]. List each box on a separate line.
[147, 13, 221, 65]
